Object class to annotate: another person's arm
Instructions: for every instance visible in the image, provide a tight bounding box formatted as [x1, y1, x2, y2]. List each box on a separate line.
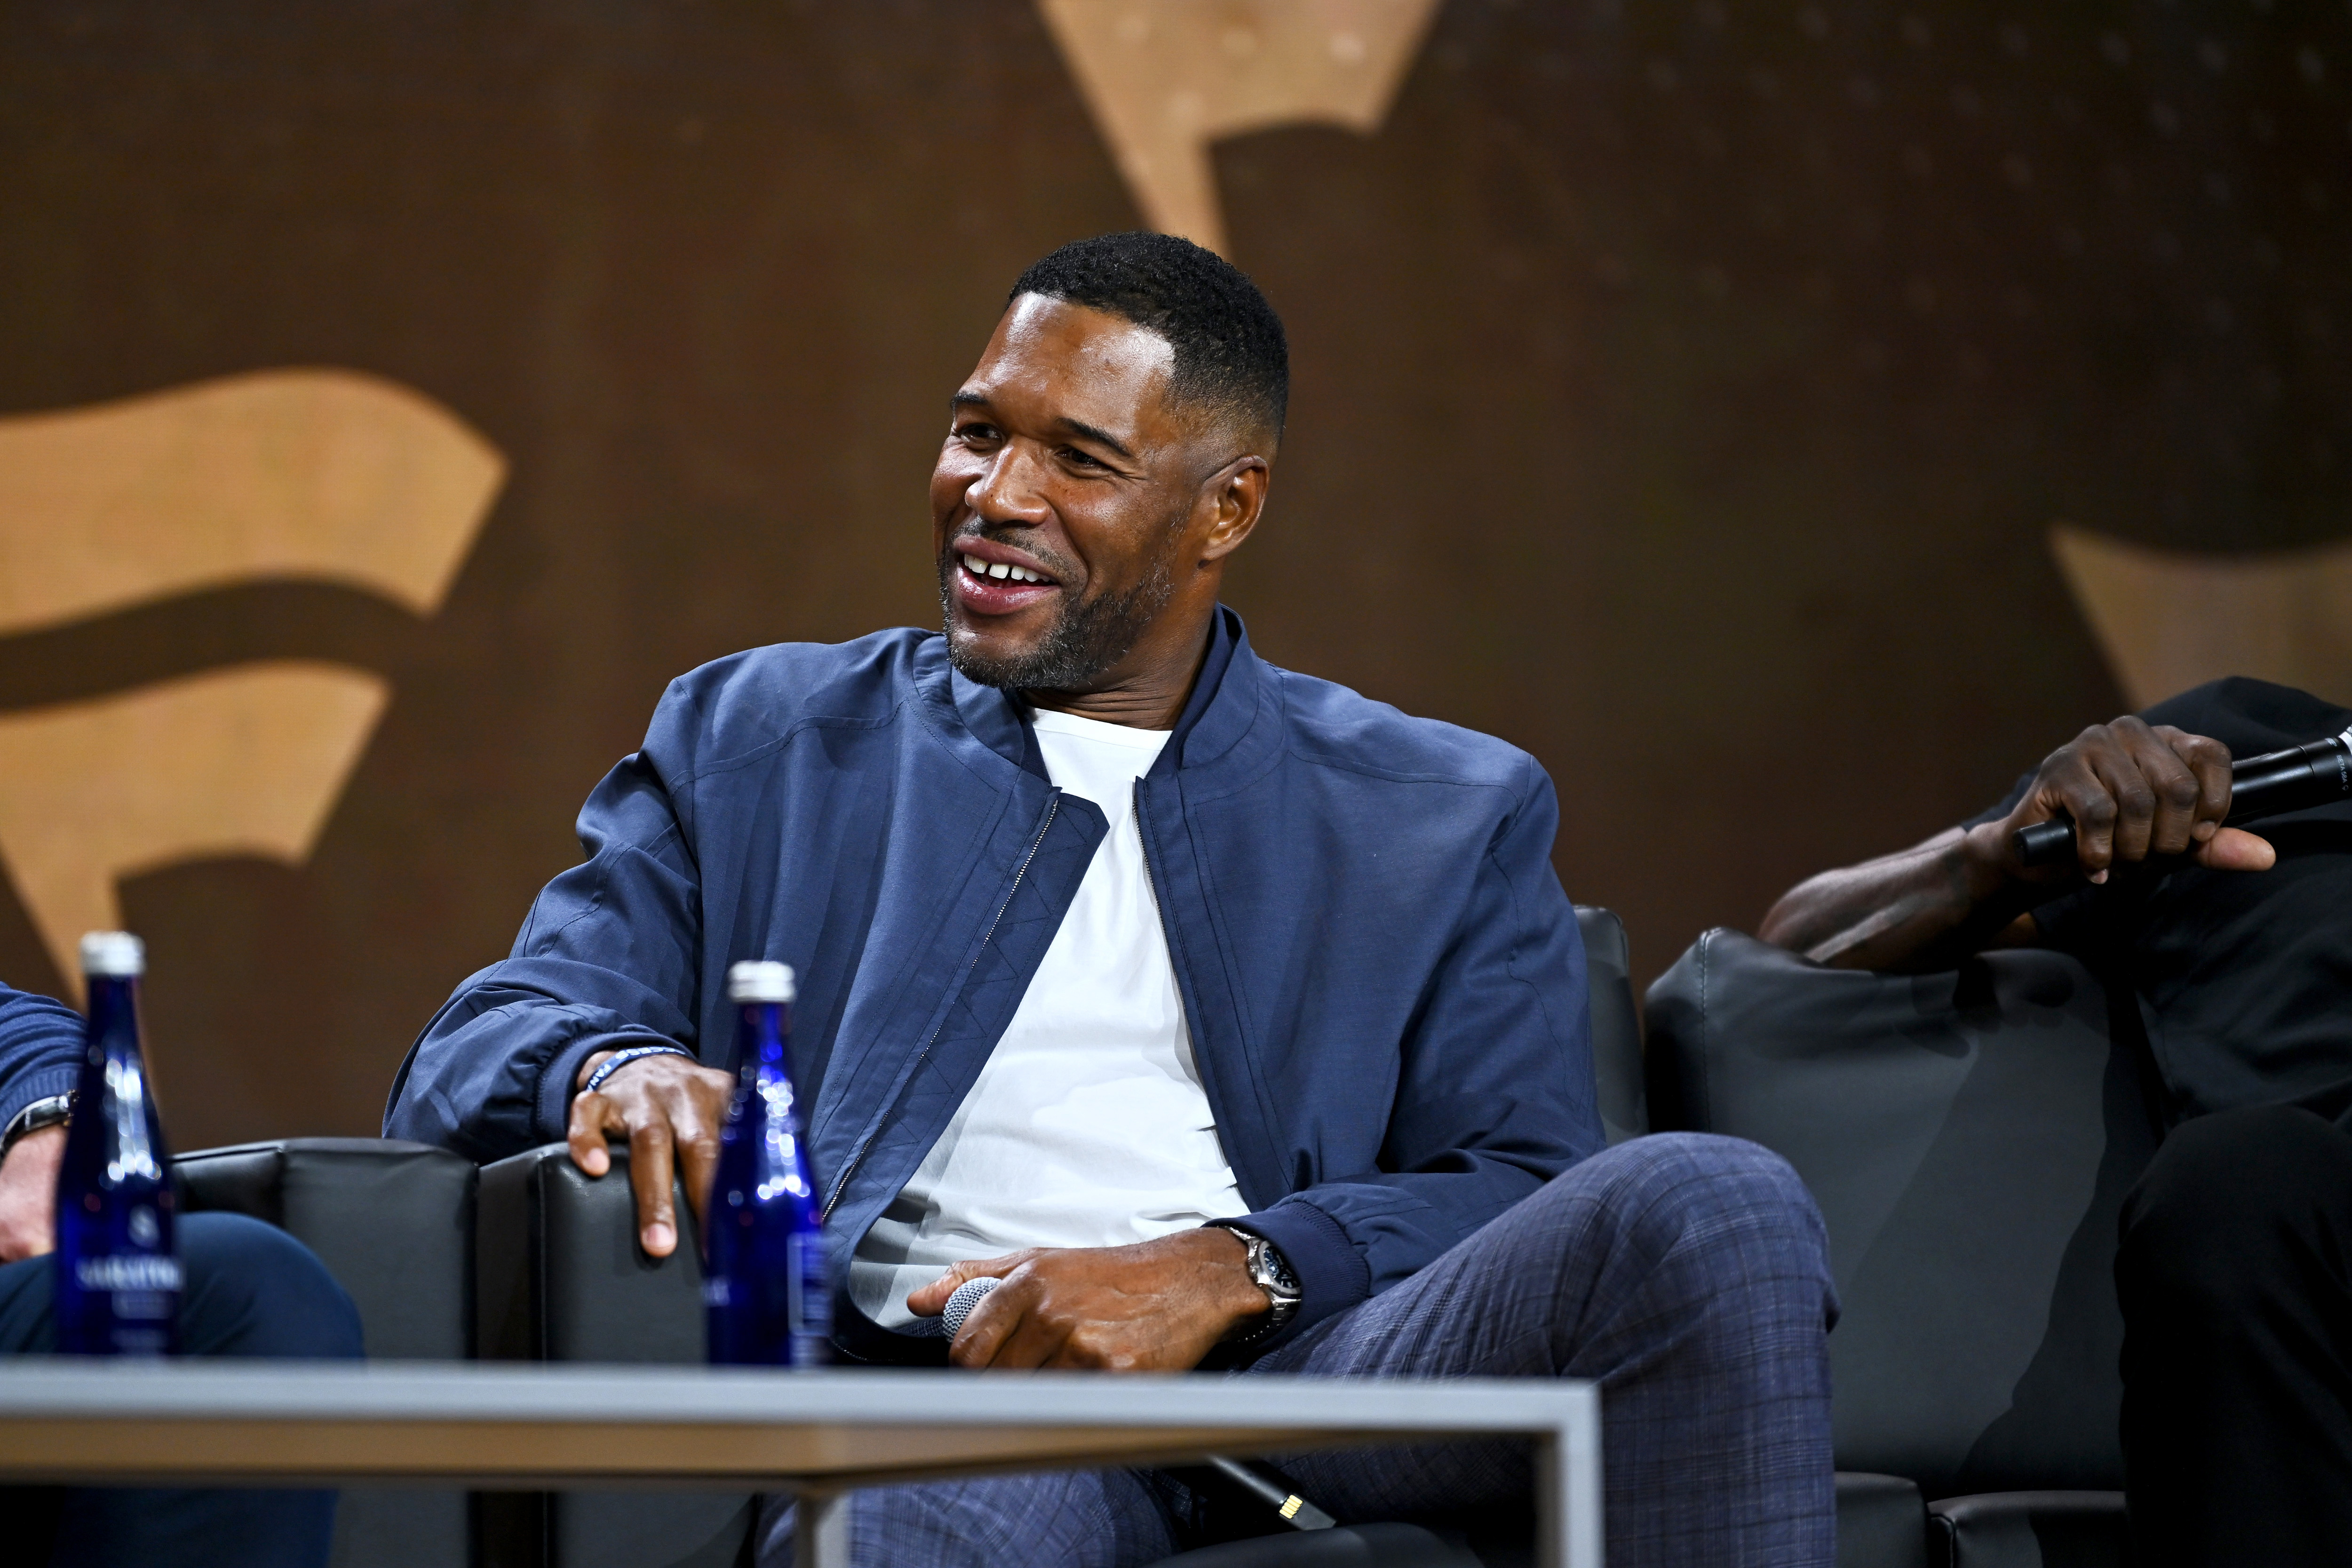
[0, 983, 87, 1263]
[1760, 716, 2276, 971]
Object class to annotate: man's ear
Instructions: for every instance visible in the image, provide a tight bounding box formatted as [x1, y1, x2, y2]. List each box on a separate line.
[1198, 455, 1271, 563]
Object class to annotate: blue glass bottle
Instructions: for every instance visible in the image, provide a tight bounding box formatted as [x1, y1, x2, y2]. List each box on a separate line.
[54, 931, 181, 1356]
[704, 960, 830, 1367]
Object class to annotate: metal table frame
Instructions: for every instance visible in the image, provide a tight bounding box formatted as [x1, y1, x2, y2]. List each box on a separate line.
[0, 1359, 1600, 1567]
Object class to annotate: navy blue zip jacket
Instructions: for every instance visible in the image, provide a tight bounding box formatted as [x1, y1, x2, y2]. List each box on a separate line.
[386, 608, 1600, 1343]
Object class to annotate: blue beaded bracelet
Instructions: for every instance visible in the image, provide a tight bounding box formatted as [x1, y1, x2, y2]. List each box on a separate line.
[580, 1044, 695, 1096]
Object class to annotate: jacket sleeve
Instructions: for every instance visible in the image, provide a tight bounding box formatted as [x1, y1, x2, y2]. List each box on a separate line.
[0, 983, 84, 1138]
[1222, 760, 1601, 1344]
[383, 744, 704, 1163]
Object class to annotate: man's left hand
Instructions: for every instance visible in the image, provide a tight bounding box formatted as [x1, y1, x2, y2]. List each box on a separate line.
[906, 1227, 1271, 1371]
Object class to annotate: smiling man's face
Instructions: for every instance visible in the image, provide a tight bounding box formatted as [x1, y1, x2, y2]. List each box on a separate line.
[930, 294, 1255, 698]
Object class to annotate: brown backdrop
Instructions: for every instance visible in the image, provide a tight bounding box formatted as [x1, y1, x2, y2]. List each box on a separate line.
[2, 0, 2346, 1150]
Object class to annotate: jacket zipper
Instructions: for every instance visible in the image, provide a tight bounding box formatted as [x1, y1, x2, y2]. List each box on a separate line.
[818, 791, 1062, 1224]
[1133, 778, 1165, 919]
[1132, 780, 1209, 1097]
[1133, 777, 1237, 1184]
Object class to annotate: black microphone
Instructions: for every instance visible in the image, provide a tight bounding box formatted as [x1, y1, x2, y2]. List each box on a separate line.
[2013, 723, 2352, 869]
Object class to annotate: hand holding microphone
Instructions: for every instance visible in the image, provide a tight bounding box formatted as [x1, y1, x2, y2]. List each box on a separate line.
[924, 1275, 1000, 1340]
[902, 1229, 1278, 1372]
[918, 1275, 1335, 1532]
[2008, 721, 2351, 872]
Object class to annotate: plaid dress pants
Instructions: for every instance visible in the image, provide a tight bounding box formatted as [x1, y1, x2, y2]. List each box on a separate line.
[755, 1132, 1837, 1568]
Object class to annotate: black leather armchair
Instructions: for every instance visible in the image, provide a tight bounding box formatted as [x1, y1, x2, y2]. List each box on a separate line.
[1644, 930, 2148, 1568]
[176, 1136, 477, 1568]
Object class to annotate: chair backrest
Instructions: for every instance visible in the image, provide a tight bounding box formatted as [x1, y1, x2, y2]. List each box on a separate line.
[178, 1136, 476, 1358]
[1644, 931, 2156, 1499]
[1572, 905, 1645, 1145]
[177, 1137, 477, 1568]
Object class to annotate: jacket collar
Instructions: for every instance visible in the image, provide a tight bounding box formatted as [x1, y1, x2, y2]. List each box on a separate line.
[935, 605, 1266, 781]
[943, 648, 1033, 777]
[1156, 604, 1255, 774]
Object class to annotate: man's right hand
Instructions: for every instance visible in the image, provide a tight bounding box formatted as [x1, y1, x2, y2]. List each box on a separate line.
[567, 1051, 734, 1258]
[0, 1123, 64, 1264]
[1964, 716, 2276, 887]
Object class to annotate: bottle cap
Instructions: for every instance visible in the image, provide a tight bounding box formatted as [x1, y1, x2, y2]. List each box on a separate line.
[79, 931, 145, 978]
[727, 960, 796, 1004]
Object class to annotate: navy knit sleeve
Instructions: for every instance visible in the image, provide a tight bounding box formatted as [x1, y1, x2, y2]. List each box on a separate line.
[0, 983, 84, 1141]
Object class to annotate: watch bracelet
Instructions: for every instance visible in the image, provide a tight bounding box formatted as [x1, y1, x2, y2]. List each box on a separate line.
[1, 1093, 73, 1161]
[1208, 1222, 1301, 1345]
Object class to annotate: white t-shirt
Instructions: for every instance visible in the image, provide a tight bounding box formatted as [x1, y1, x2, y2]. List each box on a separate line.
[848, 707, 1248, 1329]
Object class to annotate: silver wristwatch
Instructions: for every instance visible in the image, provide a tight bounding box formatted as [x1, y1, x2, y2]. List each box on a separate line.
[1, 1093, 73, 1161]
[1212, 1224, 1302, 1344]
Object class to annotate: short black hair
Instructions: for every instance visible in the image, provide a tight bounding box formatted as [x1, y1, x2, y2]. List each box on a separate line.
[1010, 232, 1288, 444]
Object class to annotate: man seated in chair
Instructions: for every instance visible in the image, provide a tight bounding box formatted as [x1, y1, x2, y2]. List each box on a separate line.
[388, 231, 1836, 1568]
[0, 980, 363, 1567]
[1760, 676, 2352, 1568]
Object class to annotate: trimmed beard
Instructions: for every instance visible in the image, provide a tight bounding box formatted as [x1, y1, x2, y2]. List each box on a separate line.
[938, 542, 1177, 692]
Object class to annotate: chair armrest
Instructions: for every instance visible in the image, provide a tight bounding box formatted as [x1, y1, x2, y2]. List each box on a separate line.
[1928, 1490, 2125, 1567]
[476, 1140, 706, 1363]
[474, 1141, 749, 1568]
[1836, 1472, 1928, 1568]
[1573, 905, 1645, 1144]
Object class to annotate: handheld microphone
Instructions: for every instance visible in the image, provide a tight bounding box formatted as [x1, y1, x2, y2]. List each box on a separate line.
[2013, 723, 2352, 869]
[920, 1273, 1336, 1530]
[938, 1275, 997, 1340]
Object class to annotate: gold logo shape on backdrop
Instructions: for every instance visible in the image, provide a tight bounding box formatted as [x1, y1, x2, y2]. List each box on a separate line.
[0, 369, 504, 993]
[2051, 524, 2352, 710]
[1038, 0, 1443, 255]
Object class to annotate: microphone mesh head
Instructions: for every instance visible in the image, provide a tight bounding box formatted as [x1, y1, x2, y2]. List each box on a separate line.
[940, 1276, 999, 1340]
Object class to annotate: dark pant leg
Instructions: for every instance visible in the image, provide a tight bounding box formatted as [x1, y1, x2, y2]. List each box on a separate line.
[751, 1464, 1185, 1568]
[1245, 1133, 1838, 1568]
[756, 1136, 1833, 1568]
[0, 1247, 67, 1557]
[2117, 1103, 2352, 1568]
[2, 1212, 365, 1568]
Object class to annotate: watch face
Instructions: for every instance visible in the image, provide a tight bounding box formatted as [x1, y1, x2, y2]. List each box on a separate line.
[1256, 1242, 1300, 1299]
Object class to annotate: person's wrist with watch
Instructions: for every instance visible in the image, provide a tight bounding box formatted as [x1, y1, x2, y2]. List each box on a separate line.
[1204, 1220, 1303, 1346]
[1, 1093, 72, 1163]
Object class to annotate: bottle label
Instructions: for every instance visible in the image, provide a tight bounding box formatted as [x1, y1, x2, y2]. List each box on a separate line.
[73, 1255, 183, 1294]
[788, 1232, 831, 1337]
